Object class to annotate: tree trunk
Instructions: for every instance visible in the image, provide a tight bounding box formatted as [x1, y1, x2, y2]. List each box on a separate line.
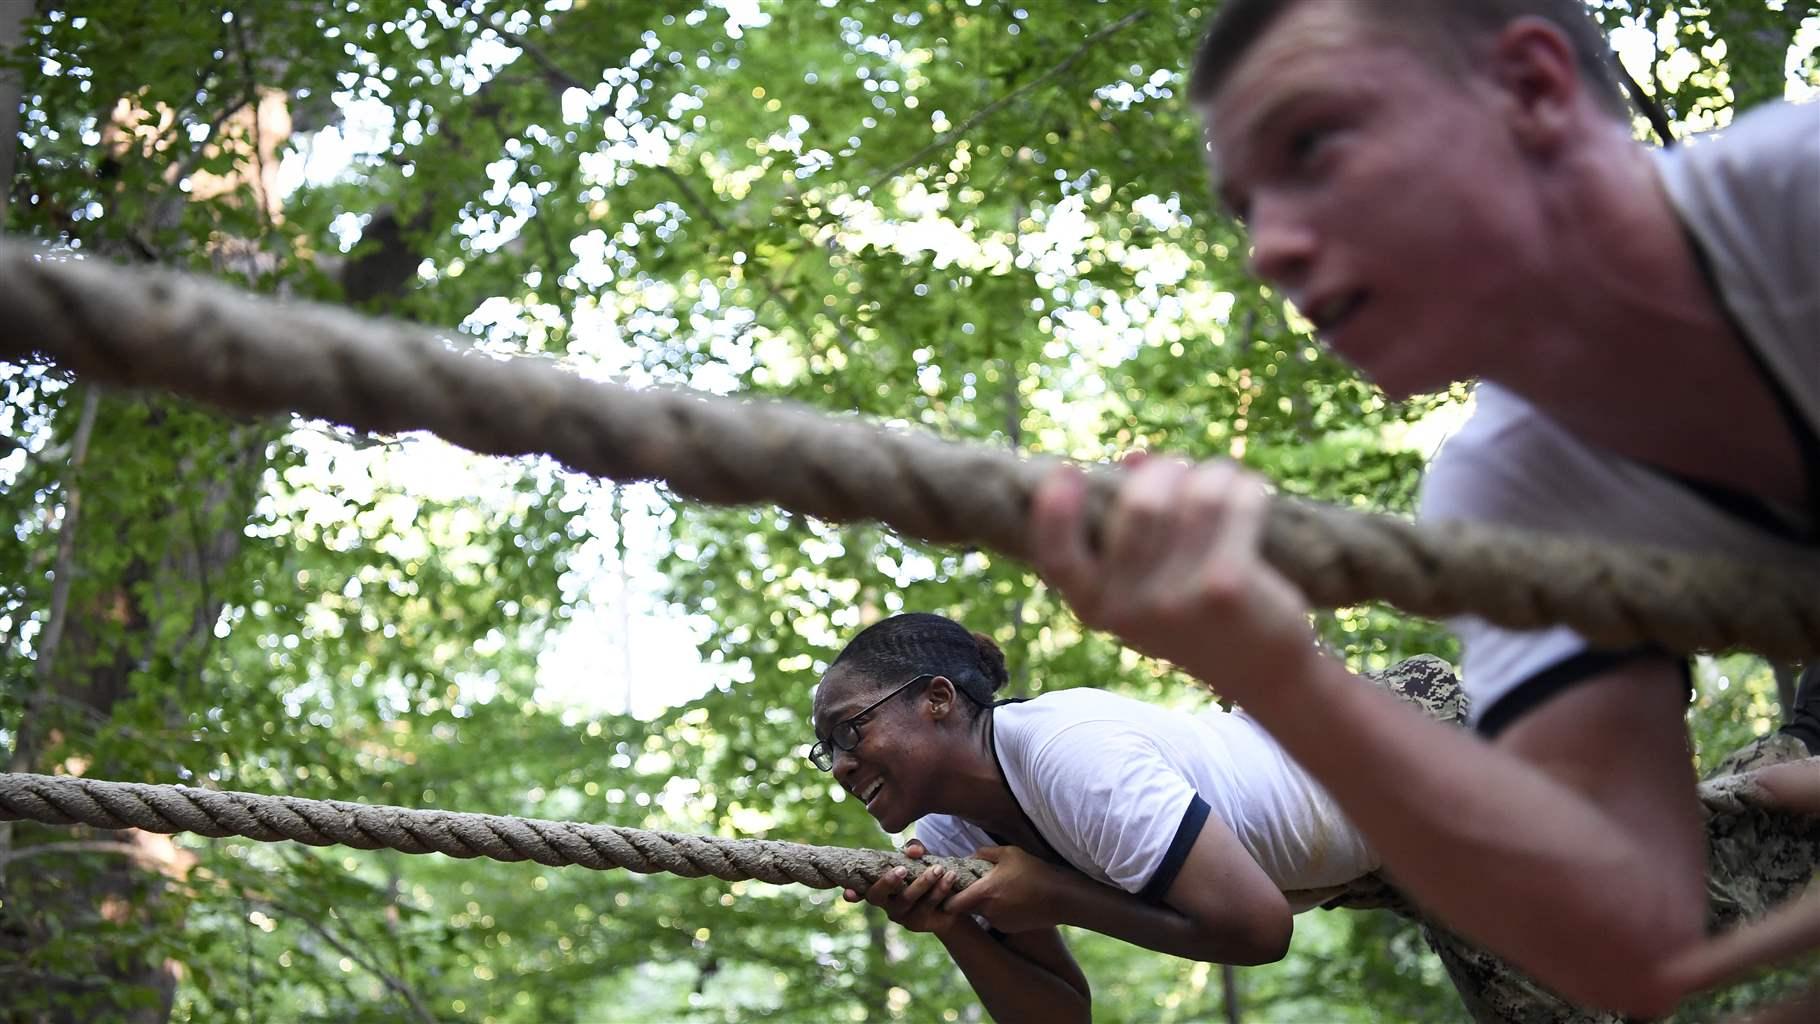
[0, 0, 28, 229]
[0, 31, 290, 1017]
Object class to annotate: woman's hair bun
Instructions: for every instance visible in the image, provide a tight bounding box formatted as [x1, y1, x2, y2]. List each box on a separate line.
[970, 631, 1009, 691]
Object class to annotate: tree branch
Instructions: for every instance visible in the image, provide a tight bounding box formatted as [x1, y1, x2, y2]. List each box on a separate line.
[0, 387, 101, 880]
[863, 9, 1150, 194]
[654, 163, 729, 234]
[1618, 56, 1677, 148]
[8, 385, 101, 774]
[492, 23, 588, 94]
[273, 902, 438, 1024]
[0, 838, 148, 870]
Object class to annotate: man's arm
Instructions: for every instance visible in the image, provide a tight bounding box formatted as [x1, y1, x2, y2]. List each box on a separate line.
[1029, 459, 1706, 1016]
[1249, 652, 1703, 1015]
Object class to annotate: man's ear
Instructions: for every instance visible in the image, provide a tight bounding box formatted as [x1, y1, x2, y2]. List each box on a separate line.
[1486, 16, 1586, 157]
[925, 676, 958, 721]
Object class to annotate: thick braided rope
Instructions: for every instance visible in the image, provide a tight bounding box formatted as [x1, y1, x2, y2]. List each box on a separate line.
[1, 242, 1816, 658]
[0, 772, 988, 892]
[4, 765, 1808, 913]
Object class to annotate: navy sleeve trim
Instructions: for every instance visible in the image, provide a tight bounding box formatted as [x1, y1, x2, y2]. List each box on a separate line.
[1476, 647, 1691, 739]
[1137, 795, 1211, 904]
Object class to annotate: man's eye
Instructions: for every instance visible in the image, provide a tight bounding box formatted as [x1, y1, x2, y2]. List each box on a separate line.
[1287, 127, 1327, 165]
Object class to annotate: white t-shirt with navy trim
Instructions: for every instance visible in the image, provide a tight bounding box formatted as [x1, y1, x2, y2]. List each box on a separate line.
[1419, 101, 1820, 731]
[914, 688, 1378, 906]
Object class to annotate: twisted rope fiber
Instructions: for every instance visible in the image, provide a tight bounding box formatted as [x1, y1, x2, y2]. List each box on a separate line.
[1, 241, 1816, 657]
[3, 764, 1810, 914]
[0, 772, 989, 891]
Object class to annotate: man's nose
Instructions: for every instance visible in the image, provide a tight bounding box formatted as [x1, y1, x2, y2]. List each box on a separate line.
[1246, 195, 1316, 289]
[831, 748, 860, 781]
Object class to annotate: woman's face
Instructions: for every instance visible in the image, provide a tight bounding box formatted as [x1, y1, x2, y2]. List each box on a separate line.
[810, 667, 951, 834]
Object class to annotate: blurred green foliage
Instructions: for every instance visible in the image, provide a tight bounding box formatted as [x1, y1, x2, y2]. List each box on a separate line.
[0, 1, 1814, 1020]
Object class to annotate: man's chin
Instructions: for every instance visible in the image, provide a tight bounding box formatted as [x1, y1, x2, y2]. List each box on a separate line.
[1328, 328, 1464, 401]
[1354, 357, 1462, 403]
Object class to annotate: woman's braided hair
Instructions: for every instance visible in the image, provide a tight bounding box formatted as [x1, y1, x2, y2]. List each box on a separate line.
[828, 612, 1009, 708]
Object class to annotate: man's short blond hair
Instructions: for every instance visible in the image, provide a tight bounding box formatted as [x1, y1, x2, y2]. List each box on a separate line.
[1189, 0, 1632, 121]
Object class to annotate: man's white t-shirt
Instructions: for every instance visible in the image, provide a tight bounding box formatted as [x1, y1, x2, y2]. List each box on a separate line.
[1420, 101, 1820, 732]
[915, 688, 1378, 906]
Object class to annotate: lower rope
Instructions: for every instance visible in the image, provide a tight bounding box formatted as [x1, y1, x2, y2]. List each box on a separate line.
[0, 772, 987, 892]
[2, 761, 1813, 913]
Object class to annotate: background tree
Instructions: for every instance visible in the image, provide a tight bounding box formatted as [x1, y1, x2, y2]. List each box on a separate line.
[1, 1, 1815, 1021]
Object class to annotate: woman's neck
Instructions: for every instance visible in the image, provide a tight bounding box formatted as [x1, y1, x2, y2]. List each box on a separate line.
[931, 711, 1026, 832]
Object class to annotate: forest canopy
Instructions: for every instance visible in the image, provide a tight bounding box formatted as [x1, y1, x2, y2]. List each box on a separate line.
[2, 1, 1817, 1021]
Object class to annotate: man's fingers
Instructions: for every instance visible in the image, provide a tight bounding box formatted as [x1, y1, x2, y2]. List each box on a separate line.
[1208, 463, 1270, 571]
[1175, 460, 1267, 596]
[1166, 459, 1240, 568]
[1754, 760, 1820, 813]
[1030, 466, 1096, 595]
[1102, 458, 1193, 573]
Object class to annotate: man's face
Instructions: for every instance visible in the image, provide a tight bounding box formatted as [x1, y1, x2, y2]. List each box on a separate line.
[1203, 3, 1551, 398]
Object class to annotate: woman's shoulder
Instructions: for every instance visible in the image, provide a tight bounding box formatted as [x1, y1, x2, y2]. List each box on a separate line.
[996, 687, 1146, 736]
[996, 688, 1211, 769]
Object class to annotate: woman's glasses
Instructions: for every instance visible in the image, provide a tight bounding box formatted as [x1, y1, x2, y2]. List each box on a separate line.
[807, 673, 934, 771]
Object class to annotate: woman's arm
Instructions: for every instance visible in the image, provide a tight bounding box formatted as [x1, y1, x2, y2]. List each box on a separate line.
[855, 845, 1090, 1023]
[937, 918, 1090, 1024]
[945, 817, 1293, 965]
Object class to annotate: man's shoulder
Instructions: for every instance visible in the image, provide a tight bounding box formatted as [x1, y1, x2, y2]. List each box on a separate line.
[1419, 386, 1820, 562]
[1655, 102, 1820, 298]
[1670, 101, 1818, 166]
[1417, 385, 1639, 529]
[1655, 102, 1818, 189]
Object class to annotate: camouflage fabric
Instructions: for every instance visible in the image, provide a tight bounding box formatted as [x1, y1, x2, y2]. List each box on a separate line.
[1700, 733, 1820, 933]
[1323, 656, 1820, 1024]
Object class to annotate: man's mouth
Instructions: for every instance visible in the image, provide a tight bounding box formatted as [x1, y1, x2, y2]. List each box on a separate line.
[1309, 292, 1367, 335]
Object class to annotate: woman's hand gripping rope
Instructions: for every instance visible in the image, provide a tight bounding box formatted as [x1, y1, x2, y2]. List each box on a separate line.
[845, 839, 965, 937]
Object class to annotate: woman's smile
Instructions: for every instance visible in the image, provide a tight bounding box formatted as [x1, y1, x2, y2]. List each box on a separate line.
[858, 777, 886, 807]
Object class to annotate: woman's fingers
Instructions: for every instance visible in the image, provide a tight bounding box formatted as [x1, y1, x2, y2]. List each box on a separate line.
[899, 864, 944, 905]
[944, 872, 993, 916]
[861, 867, 909, 907]
[932, 869, 959, 908]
